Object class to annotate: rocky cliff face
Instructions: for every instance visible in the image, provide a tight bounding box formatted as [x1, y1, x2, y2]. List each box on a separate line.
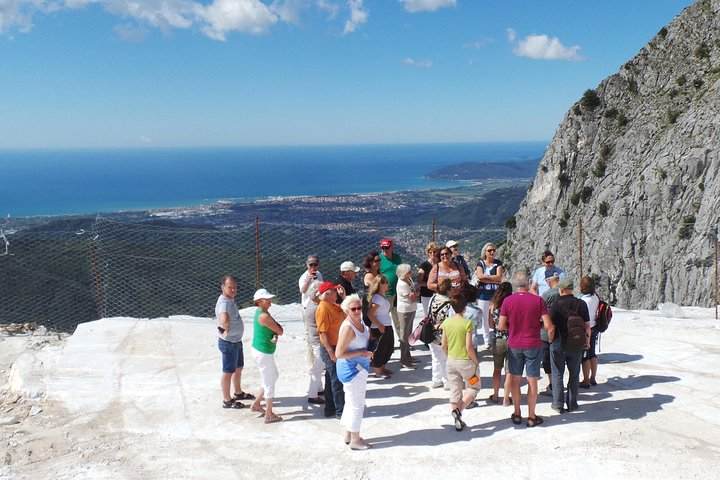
[505, 0, 720, 308]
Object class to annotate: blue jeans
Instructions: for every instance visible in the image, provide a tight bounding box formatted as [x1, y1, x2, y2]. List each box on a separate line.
[320, 347, 344, 418]
[550, 340, 583, 410]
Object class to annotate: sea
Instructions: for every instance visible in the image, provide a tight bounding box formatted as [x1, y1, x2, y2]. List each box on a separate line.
[0, 142, 546, 217]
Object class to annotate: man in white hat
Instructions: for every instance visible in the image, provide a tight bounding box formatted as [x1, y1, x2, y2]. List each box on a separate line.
[334, 261, 360, 304]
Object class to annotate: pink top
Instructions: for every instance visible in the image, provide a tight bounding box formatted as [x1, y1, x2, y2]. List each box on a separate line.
[500, 292, 548, 349]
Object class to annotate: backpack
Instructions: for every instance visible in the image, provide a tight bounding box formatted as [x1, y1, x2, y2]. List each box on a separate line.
[564, 312, 587, 351]
[595, 300, 613, 333]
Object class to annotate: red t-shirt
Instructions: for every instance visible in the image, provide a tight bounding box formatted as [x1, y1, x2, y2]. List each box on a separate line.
[500, 291, 547, 349]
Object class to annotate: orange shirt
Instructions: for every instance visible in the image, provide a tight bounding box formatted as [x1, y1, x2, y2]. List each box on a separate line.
[315, 300, 344, 346]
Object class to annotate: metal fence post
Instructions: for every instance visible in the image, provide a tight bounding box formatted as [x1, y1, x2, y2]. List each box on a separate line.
[255, 216, 261, 289]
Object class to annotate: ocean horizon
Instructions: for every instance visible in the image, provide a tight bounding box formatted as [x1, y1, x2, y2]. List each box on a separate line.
[0, 142, 546, 217]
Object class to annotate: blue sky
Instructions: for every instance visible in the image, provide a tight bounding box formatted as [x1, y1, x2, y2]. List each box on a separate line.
[0, 0, 695, 149]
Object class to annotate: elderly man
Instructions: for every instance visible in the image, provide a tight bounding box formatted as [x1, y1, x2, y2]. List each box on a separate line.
[540, 268, 561, 396]
[215, 274, 253, 409]
[299, 254, 323, 308]
[499, 271, 554, 427]
[548, 277, 591, 413]
[316, 281, 346, 418]
[379, 238, 402, 323]
[334, 261, 360, 304]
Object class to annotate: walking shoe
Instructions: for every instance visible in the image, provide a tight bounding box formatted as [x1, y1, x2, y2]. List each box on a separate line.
[307, 397, 326, 404]
[431, 381, 444, 389]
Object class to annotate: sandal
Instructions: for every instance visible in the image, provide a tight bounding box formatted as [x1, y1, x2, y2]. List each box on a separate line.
[526, 416, 544, 427]
[250, 404, 266, 414]
[510, 413, 522, 425]
[234, 391, 255, 400]
[488, 394, 499, 404]
[223, 399, 245, 409]
[382, 368, 393, 375]
[451, 408, 466, 431]
[264, 413, 283, 424]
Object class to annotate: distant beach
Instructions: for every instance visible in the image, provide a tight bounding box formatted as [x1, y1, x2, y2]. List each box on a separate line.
[0, 142, 545, 217]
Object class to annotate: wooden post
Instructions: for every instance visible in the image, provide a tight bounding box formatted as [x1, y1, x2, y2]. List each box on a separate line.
[578, 218, 583, 277]
[715, 232, 718, 320]
[255, 217, 261, 289]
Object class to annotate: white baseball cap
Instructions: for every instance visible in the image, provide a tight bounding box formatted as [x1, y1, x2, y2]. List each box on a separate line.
[446, 240, 459, 248]
[340, 261, 360, 272]
[253, 288, 276, 301]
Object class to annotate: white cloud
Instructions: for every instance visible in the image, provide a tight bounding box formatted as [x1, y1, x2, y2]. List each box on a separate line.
[342, 0, 366, 35]
[402, 57, 432, 68]
[201, 0, 278, 40]
[400, 0, 455, 13]
[506, 27, 516, 42]
[315, 0, 338, 20]
[0, 0, 47, 34]
[510, 31, 583, 61]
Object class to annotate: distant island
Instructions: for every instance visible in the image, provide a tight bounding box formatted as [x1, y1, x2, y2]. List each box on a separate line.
[425, 159, 540, 181]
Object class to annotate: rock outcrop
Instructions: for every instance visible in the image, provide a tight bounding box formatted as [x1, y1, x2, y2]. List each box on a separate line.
[505, 0, 720, 308]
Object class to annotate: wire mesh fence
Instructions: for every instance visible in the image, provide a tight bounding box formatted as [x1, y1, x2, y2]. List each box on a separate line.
[1, 217, 508, 332]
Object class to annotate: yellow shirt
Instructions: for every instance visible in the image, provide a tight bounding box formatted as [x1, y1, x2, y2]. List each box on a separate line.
[443, 315, 473, 360]
[315, 300, 344, 345]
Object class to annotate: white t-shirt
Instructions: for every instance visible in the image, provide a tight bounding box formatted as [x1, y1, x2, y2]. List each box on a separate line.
[298, 270, 323, 307]
[396, 279, 418, 314]
[370, 294, 393, 328]
[581, 293, 600, 329]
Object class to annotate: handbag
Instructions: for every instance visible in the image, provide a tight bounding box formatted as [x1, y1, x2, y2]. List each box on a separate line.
[419, 317, 437, 345]
[409, 319, 425, 344]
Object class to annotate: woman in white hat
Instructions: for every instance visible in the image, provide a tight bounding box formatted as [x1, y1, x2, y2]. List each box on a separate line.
[250, 288, 284, 424]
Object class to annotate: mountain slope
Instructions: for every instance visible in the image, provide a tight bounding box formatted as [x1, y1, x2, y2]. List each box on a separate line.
[505, 0, 720, 308]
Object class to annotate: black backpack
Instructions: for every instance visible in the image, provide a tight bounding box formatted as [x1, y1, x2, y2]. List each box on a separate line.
[595, 300, 613, 333]
[564, 312, 587, 351]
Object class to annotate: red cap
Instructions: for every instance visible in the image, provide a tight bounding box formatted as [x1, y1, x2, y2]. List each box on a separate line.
[380, 238, 393, 248]
[318, 281, 339, 295]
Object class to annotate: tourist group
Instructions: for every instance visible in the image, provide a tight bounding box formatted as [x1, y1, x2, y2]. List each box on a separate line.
[214, 239, 604, 450]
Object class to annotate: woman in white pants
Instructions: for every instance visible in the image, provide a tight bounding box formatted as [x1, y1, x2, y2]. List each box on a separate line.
[335, 294, 373, 450]
[428, 278, 453, 388]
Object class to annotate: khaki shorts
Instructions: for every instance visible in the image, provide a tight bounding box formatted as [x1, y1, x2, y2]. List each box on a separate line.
[446, 357, 480, 404]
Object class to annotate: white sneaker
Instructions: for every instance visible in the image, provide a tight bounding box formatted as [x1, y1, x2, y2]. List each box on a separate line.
[431, 381, 444, 388]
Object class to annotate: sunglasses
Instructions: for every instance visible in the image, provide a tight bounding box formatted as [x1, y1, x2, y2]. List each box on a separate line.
[545, 260, 555, 265]
[440, 253, 450, 257]
[349, 307, 362, 312]
[380, 246, 391, 250]
[487, 249, 496, 253]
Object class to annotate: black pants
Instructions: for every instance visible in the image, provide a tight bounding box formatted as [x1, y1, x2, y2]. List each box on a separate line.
[371, 325, 395, 368]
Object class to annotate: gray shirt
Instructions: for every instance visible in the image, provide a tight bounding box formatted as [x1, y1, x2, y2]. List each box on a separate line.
[215, 295, 244, 342]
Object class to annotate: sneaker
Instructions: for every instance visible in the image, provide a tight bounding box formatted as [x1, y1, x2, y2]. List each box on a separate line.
[540, 386, 553, 397]
[431, 381, 444, 389]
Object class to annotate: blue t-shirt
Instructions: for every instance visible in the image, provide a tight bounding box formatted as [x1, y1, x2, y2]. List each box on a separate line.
[215, 295, 244, 342]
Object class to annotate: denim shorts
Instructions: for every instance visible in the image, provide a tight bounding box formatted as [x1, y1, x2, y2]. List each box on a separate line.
[507, 347, 542, 377]
[218, 338, 244, 373]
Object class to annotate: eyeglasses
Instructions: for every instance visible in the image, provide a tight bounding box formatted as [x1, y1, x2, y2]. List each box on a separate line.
[308, 262, 319, 267]
[380, 246, 391, 250]
[487, 249, 496, 253]
[450, 245, 458, 249]
[349, 307, 362, 312]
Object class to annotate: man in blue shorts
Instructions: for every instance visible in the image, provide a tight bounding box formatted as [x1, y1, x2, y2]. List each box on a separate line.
[499, 271, 554, 427]
[216, 274, 253, 409]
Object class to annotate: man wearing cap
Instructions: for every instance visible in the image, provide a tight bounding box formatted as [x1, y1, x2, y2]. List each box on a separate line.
[316, 281, 346, 418]
[539, 269, 561, 396]
[379, 238, 402, 324]
[446, 240, 471, 278]
[299, 254, 323, 308]
[548, 277, 591, 413]
[215, 275, 252, 409]
[334, 261, 360, 304]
